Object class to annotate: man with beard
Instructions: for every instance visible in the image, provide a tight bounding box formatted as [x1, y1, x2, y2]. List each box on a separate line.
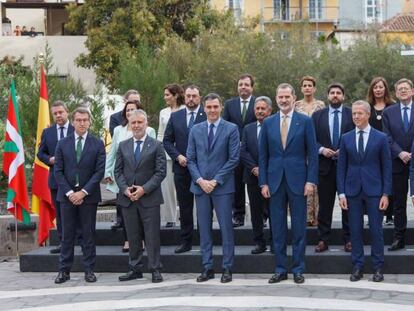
[312, 83, 354, 253]
[259, 83, 318, 284]
[223, 74, 256, 227]
[240, 96, 273, 254]
[163, 85, 206, 253]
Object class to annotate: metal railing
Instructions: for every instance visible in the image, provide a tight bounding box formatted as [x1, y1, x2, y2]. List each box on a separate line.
[262, 5, 339, 23]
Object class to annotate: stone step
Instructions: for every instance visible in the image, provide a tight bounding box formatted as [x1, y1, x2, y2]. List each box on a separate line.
[20, 245, 414, 274]
[48, 221, 410, 246]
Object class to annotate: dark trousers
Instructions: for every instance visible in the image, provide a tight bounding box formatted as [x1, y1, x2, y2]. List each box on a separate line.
[59, 201, 97, 273]
[348, 192, 384, 270]
[232, 162, 246, 221]
[174, 171, 194, 246]
[392, 167, 409, 240]
[247, 183, 268, 246]
[196, 193, 235, 270]
[123, 204, 161, 272]
[115, 194, 127, 241]
[317, 166, 350, 244]
[270, 176, 307, 274]
[50, 189, 62, 241]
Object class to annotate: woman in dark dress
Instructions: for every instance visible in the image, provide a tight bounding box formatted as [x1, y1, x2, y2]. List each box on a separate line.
[367, 77, 395, 225]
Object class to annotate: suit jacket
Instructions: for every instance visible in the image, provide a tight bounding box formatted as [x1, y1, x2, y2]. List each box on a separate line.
[163, 107, 206, 174]
[382, 102, 414, 173]
[222, 96, 256, 138]
[258, 111, 318, 195]
[54, 132, 106, 203]
[114, 135, 166, 208]
[187, 119, 240, 195]
[109, 111, 124, 137]
[37, 123, 74, 190]
[337, 128, 392, 197]
[240, 121, 260, 185]
[312, 106, 354, 176]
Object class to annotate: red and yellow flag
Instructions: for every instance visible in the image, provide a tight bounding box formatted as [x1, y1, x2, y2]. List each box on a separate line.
[3, 81, 31, 224]
[31, 65, 55, 245]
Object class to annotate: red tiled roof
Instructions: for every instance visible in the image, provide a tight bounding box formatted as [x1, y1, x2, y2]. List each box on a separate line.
[381, 13, 414, 32]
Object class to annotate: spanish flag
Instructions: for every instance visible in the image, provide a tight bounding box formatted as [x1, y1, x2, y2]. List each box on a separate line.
[31, 65, 55, 245]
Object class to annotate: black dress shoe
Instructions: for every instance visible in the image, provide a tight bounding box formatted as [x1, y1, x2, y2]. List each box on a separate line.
[350, 269, 363, 282]
[111, 222, 122, 230]
[165, 222, 175, 228]
[268, 273, 288, 284]
[85, 271, 97, 283]
[372, 269, 384, 282]
[221, 269, 232, 283]
[293, 273, 305, 284]
[233, 219, 244, 228]
[344, 242, 352, 253]
[388, 239, 405, 251]
[50, 245, 61, 254]
[152, 270, 163, 283]
[251, 244, 267, 254]
[54, 271, 70, 284]
[122, 247, 129, 253]
[197, 269, 215, 282]
[174, 244, 192, 254]
[119, 270, 143, 281]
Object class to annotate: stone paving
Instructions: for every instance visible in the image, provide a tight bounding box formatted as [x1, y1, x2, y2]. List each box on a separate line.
[2, 258, 414, 310]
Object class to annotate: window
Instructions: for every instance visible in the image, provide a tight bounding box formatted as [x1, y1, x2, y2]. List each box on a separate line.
[366, 0, 383, 24]
[228, 0, 242, 21]
[309, 0, 324, 20]
[273, 0, 290, 20]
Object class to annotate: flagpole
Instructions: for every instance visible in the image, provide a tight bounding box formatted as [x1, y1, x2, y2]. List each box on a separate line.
[14, 204, 19, 259]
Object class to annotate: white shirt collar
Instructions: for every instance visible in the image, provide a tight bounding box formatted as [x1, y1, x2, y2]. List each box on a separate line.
[356, 124, 371, 134]
[400, 102, 413, 110]
[186, 105, 200, 115]
[57, 120, 69, 129]
[280, 109, 294, 119]
[134, 133, 147, 143]
[207, 118, 221, 128]
[240, 96, 252, 103]
[329, 104, 343, 113]
[74, 131, 87, 140]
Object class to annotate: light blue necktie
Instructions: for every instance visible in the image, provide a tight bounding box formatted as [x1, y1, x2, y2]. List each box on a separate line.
[134, 141, 142, 163]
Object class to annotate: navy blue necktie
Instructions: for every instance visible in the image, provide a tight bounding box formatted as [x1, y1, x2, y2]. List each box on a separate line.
[59, 126, 64, 140]
[358, 130, 364, 159]
[403, 106, 410, 132]
[208, 123, 215, 150]
[188, 112, 195, 129]
[332, 109, 339, 149]
[134, 141, 142, 163]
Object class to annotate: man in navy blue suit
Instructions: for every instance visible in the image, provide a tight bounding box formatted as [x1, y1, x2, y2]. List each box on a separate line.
[259, 83, 318, 284]
[383, 78, 414, 251]
[337, 100, 391, 282]
[240, 96, 272, 254]
[37, 101, 74, 254]
[312, 83, 354, 253]
[223, 74, 256, 227]
[163, 85, 206, 253]
[54, 107, 105, 284]
[187, 93, 240, 283]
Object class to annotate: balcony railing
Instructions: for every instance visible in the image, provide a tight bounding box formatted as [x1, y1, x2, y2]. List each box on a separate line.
[263, 5, 339, 23]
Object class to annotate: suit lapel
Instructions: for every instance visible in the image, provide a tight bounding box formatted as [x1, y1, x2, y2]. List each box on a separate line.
[210, 120, 224, 150]
[135, 136, 151, 169]
[195, 107, 206, 124]
[408, 103, 414, 133]
[235, 99, 243, 124]
[321, 109, 332, 148]
[285, 112, 298, 149]
[274, 113, 283, 151]
[79, 134, 91, 163]
[362, 129, 374, 162]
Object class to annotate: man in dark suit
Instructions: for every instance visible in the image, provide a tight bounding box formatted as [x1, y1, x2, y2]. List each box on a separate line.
[163, 85, 206, 253]
[223, 74, 256, 227]
[312, 83, 354, 253]
[187, 93, 240, 283]
[240, 96, 272, 254]
[109, 89, 140, 137]
[383, 78, 414, 251]
[337, 100, 391, 282]
[259, 83, 318, 284]
[37, 100, 74, 254]
[115, 109, 166, 283]
[54, 107, 106, 284]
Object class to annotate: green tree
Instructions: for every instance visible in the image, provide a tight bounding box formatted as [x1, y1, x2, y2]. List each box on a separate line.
[66, 0, 224, 87]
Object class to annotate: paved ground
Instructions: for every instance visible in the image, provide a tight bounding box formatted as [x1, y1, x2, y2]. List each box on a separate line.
[2, 258, 414, 311]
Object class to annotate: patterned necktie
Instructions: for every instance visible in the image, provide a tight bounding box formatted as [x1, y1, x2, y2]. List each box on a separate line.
[208, 123, 215, 150]
[257, 123, 261, 139]
[135, 140, 142, 163]
[241, 100, 248, 121]
[188, 112, 195, 129]
[281, 115, 288, 149]
[358, 130, 364, 158]
[59, 126, 64, 140]
[76, 136, 83, 163]
[403, 106, 410, 132]
[332, 109, 339, 149]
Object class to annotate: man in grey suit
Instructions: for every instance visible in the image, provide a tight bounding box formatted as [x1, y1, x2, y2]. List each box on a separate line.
[115, 109, 166, 283]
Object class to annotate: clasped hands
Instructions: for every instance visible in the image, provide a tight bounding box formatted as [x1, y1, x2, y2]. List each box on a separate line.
[198, 179, 218, 194]
[69, 191, 86, 206]
[124, 185, 145, 201]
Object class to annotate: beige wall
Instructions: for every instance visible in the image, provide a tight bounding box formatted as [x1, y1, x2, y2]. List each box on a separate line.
[5, 8, 45, 33]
